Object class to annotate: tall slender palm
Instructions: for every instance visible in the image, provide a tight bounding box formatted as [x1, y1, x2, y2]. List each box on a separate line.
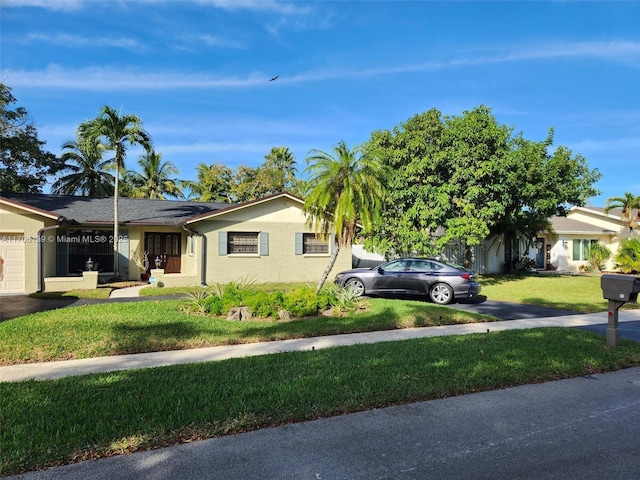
[304, 140, 388, 292]
[127, 151, 183, 199]
[52, 137, 114, 196]
[78, 106, 152, 279]
[604, 192, 640, 231]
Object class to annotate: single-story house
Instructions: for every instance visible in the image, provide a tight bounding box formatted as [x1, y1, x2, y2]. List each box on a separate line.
[541, 206, 632, 273]
[0, 192, 350, 294]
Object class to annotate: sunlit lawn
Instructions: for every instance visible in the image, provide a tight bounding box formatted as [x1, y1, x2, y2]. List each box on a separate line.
[0, 297, 495, 365]
[478, 273, 637, 313]
[3, 327, 640, 475]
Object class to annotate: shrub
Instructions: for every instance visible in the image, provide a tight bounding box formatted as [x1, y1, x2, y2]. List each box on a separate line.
[586, 242, 611, 272]
[282, 287, 322, 317]
[244, 290, 282, 319]
[181, 289, 210, 315]
[181, 282, 367, 320]
[615, 237, 640, 274]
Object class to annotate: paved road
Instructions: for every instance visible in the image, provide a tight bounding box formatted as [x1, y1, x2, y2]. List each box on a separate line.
[9, 366, 640, 480]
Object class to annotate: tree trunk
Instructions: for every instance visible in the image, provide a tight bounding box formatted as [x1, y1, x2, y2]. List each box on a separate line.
[316, 243, 341, 294]
[112, 154, 121, 281]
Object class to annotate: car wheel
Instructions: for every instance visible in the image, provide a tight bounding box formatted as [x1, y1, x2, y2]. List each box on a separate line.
[345, 278, 365, 297]
[430, 283, 453, 305]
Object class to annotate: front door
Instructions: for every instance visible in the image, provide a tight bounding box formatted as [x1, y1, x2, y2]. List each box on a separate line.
[535, 237, 545, 269]
[145, 233, 181, 273]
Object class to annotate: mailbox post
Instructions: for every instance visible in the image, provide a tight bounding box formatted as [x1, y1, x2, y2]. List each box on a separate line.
[600, 274, 640, 347]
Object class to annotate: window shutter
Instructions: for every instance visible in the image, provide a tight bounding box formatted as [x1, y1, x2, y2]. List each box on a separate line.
[260, 232, 269, 256]
[218, 231, 227, 256]
[295, 232, 303, 255]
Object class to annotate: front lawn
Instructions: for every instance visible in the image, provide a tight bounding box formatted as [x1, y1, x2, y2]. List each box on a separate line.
[0, 297, 495, 365]
[479, 273, 638, 313]
[3, 328, 640, 475]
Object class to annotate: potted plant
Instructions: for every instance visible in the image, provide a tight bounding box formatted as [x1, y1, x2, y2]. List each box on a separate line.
[131, 247, 150, 281]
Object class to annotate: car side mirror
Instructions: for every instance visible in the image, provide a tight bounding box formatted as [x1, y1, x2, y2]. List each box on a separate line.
[377, 267, 384, 274]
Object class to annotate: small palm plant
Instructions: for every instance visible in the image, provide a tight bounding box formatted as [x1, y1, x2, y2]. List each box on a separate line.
[586, 243, 611, 272]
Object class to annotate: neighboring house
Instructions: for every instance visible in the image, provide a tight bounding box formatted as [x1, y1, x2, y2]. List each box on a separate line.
[542, 206, 631, 273]
[351, 206, 633, 274]
[0, 192, 350, 294]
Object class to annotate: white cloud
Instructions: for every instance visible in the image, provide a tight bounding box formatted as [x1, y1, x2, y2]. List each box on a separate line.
[25, 33, 143, 50]
[2, 0, 83, 10]
[3, 0, 309, 14]
[3, 64, 271, 90]
[6, 40, 638, 91]
[192, 35, 245, 49]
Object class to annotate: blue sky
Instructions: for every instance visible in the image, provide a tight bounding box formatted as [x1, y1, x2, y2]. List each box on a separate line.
[1, 0, 638, 205]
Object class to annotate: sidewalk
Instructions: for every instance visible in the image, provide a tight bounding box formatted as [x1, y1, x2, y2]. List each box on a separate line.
[3, 309, 640, 383]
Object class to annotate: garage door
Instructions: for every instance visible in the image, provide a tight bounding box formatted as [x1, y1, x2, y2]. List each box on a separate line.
[0, 238, 25, 294]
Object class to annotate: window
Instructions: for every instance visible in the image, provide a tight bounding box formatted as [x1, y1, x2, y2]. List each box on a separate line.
[65, 228, 115, 273]
[295, 233, 334, 255]
[409, 260, 441, 272]
[219, 232, 269, 255]
[228, 232, 258, 254]
[383, 259, 410, 272]
[303, 233, 328, 254]
[572, 239, 598, 261]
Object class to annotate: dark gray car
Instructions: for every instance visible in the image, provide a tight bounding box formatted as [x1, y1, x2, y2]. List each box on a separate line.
[334, 258, 481, 305]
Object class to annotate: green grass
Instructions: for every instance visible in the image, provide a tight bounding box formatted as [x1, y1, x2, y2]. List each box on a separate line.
[3, 328, 640, 475]
[0, 298, 495, 365]
[479, 273, 638, 313]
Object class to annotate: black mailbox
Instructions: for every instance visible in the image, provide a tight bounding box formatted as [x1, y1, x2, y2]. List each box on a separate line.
[601, 274, 640, 303]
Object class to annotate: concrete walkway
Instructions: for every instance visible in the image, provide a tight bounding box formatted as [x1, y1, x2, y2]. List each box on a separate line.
[108, 284, 148, 298]
[3, 309, 640, 383]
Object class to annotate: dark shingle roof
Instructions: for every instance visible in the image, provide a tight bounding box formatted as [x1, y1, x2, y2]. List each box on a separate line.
[0, 193, 230, 226]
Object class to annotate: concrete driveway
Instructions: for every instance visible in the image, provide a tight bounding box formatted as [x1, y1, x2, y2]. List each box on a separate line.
[448, 295, 581, 320]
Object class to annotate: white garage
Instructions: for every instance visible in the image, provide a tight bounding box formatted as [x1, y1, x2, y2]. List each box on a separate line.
[0, 237, 26, 294]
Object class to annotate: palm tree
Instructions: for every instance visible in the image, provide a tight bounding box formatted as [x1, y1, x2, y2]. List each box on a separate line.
[182, 162, 234, 202]
[127, 150, 183, 199]
[78, 106, 152, 279]
[52, 137, 114, 196]
[604, 192, 640, 231]
[259, 146, 298, 194]
[304, 140, 388, 293]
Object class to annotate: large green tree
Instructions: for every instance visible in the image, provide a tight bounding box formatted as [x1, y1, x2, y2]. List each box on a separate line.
[52, 137, 114, 196]
[0, 83, 62, 193]
[604, 192, 640, 231]
[78, 106, 152, 278]
[304, 140, 388, 292]
[183, 163, 234, 202]
[127, 150, 183, 200]
[364, 106, 601, 266]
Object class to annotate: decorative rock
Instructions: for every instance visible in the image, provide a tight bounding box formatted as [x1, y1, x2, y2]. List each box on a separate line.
[227, 306, 251, 321]
[278, 309, 292, 321]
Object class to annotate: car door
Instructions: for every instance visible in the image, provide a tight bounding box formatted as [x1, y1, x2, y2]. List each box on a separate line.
[372, 259, 410, 292]
[404, 259, 438, 294]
